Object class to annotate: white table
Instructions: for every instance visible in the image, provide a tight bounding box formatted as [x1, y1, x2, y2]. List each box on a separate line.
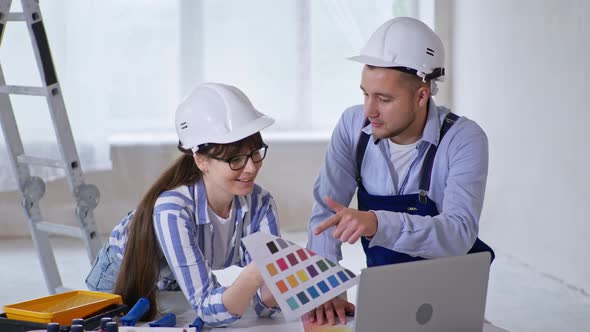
[155, 292, 508, 332]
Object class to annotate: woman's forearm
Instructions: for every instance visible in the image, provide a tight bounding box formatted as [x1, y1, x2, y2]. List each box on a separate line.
[222, 264, 264, 316]
[260, 284, 278, 308]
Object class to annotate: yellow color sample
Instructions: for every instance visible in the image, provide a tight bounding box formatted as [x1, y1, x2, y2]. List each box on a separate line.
[287, 274, 299, 288]
[296, 269, 309, 282]
[266, 263, 278, 276]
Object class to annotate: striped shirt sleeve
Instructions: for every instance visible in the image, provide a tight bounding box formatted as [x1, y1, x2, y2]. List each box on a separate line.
[153, 211, 240, 326]
[245, 192, 281, 317]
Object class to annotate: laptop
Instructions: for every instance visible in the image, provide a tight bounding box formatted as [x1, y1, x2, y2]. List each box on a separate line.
[352, 252, 491, 332]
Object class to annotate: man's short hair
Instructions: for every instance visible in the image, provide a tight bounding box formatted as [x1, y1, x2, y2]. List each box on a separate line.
[366, 65, 430, 94]
[395, 70, 428, 93]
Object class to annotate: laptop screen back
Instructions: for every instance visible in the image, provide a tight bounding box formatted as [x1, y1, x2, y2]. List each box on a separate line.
[354, 252, 491, 332]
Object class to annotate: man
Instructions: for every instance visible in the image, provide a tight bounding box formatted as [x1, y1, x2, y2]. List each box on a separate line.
[306, 17, 494, 325]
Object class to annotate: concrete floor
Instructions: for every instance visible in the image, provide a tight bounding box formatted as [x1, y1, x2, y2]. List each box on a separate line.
[1, 233, 589, 332]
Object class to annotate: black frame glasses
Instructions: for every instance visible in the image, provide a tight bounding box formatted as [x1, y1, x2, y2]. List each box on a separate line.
[210, 144, 269, 171]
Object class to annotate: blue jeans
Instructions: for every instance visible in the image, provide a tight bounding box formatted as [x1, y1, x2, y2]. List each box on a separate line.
[85, 242, 122, 292]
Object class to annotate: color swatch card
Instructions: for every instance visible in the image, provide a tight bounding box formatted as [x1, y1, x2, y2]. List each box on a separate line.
[242, 232, 358, 321]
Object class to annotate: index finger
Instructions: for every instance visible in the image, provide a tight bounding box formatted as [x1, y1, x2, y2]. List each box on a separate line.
[313, 213, 342, 235]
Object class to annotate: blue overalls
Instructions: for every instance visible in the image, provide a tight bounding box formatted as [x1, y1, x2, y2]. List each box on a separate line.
[357, 112, 495, 267]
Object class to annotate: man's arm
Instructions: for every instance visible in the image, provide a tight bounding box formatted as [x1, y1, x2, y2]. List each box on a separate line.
[307, 107, 362, 262]
[313, 120, 489, 258]
[367, 121, 488, 258]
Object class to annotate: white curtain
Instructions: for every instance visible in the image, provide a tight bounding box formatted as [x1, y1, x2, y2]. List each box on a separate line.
[193, 0, 421, 132]
[0, 1, 110, 191]
[0, 0, 425, 191]
[0, 0, 181, 191]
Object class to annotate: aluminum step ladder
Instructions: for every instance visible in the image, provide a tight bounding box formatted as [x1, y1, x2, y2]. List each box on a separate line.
[0, 0, 102, 294]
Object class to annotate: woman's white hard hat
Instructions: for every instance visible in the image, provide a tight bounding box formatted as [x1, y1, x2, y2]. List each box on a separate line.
[175, 83, 274, 153]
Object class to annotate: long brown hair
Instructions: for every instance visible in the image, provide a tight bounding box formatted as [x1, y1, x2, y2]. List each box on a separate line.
[114, 132, 264, 320]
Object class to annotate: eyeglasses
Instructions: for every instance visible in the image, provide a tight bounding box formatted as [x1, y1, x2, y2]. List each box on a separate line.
[209, 144, 268, 171]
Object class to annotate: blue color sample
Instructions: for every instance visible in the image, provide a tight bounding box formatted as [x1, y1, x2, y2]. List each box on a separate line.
[327, 275, 340, 288]
[297, 291, 310, 305]
[317, 280, 330, 293]
[287, 297, 299, 310]
[307, 286, 320, 299]
[337, 271, 349, 283]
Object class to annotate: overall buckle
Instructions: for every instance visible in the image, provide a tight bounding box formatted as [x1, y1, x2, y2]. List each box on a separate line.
[419, 190, 428, 204]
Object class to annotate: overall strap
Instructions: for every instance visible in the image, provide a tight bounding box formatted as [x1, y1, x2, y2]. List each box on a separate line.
[418, 112, 460, 203]
[355, 118, 371, 189]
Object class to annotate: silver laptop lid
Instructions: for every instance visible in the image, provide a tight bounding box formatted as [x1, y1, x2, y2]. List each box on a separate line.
[354, 252, 491, 332]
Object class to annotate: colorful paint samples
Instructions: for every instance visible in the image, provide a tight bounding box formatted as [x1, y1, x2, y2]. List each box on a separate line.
[242, 232, 359, 320]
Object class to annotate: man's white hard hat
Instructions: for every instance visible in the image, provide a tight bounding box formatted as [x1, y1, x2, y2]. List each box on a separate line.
[175, 83, 274, 153]
[348, 17, 445, 90]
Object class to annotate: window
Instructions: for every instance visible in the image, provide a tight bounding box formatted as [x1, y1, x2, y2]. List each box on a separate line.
[186, 0, 427, 133]
[105, 0, 429, 135]
[0, 0, 431, 190]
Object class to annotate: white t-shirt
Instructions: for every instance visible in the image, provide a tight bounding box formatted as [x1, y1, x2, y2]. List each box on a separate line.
[208, 203, 236, 268]
[388, 138, 421, 186]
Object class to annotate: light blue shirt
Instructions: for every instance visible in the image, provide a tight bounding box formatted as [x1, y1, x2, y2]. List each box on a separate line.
[109, 179, 280, 327]
[307, 99, 489, 263]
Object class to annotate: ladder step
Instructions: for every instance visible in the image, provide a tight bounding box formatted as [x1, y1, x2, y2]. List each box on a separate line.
[17, 155, 65, 168]
[0, 85, 47, 96]
[35, 221, 84, 239]
[6, 13, 26, 21]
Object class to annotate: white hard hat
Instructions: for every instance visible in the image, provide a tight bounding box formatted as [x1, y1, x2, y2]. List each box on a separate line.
[348, 17, 445, 84]
[175, 83, 274, 152]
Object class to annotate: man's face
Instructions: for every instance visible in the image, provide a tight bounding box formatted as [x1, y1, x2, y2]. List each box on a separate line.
[360, 65, 424, 143]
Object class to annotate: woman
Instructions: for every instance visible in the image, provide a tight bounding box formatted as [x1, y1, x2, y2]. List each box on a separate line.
[86, 83, 280, 327]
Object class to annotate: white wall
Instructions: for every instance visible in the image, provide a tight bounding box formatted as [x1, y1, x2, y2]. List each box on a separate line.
[451, 0, 590, 292]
